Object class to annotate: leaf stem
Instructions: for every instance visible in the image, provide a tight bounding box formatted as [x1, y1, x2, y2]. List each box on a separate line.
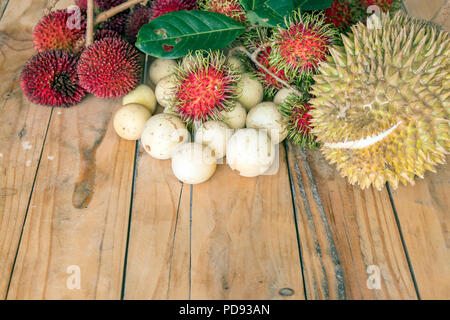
[86, 0, 94, 46]
[94, 0, 149, 25]
[229, 46, 303, 98]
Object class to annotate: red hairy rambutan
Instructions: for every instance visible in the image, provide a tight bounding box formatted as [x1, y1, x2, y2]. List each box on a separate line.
[95, 0, 127, 10]
[151, 0, 198, 19]
[253, 46, 289, 97]
[174, 51, 240, 122]
[126, 4, 152, 43]
[325, 0, 353, 29]
[279, 95, 317, 148]
[201, 0, 246, 23]
[359, 0, 395, 12]
[75, 0, 88, 9]
[33, 9, 86, 53]
[270, 11, 337, 78]
[21, 50, 86, 107]
[73, 29, 121, 54]
[77, 37, 142, 98]
[102, 11, 129, 34]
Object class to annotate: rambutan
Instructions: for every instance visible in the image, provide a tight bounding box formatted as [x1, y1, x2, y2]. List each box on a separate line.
[126, 4, 152, 43]
[359, 0, 396, 12]
[270, 11, 337, 79]
[151, 0, 198, 19]
[77, 37, 142, 98]
[95, 0, 127, 10]
[173, 51, 240, 122]
[33, 9, 86, 53]
[325, 0, 353, 29]
[252, 45, 290, 98]
[75, 0, 88, 9]
[102, 11, 129, 34]
[279, 95, 317, 148]
[201, 0, 246, 23]
[21, 50, 86, 107]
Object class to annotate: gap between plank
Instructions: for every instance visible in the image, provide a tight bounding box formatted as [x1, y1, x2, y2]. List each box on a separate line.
[284, 142, 309, 300]
[386, 182, 421, 300]
[120, 54, 149, 299]
[0, 0, 10, 21]
[5, 108, 54, 300]
[166, 182, 187, 299]
[188, 184, 193, 300]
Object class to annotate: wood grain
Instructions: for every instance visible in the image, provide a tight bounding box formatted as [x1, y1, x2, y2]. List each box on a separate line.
[0, 0, 56, 299]
[190, 146, 305, 300]
[123, 149, 189, 300]
[389, 163, 450, 299]
[6, 97, 136, 299]
[286, 144, 417, 299]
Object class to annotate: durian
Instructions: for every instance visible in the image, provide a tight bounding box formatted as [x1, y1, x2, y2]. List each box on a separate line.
[310, 12, 450, 190]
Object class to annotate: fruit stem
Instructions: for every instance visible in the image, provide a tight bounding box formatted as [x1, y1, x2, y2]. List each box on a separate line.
[229, 46, 303, 98]
[86, 0, 94, 46]
[94, 0, 149, 25]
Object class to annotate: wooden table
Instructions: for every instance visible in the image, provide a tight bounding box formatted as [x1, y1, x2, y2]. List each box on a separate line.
[0, 0, 448, 300]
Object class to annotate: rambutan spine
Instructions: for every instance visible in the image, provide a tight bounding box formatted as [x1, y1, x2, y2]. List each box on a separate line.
[150, 0, 199, 19]
[173, 50, 240, 123]
[324, 0, 353, 29]
[270, 11, 337, 80]
[76, 37, 142, 98]
[279, 95, 318, 148]
[126, 4, 152, 43]
[21, 50, 86, 107]
[33, 9, 87, 53]
[200, 0, 247, 23]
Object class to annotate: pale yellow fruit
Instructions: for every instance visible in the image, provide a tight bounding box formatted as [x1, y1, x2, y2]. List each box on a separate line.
[171, 142, 217, 184]
[113, 104, 151, 140]
[246, 102, 287, 144]
[226, 128, 276, 177]
[236, 73, 263, 111]
[141, 113, 190, 159]
[148, 58, 177, 85]
[195, 120, 233, 159]
[227, 55, 245, 73]
[163, 105, 180, 116]
[155, 75, 177, 108]
[273, 88, 296, 105]
[220, 102, 246, 129]
[122, 84, 157, 114]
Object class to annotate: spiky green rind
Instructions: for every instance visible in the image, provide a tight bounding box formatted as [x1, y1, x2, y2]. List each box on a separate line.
[310, 11, 450, 190]
[173, 50, 241, 124]
[270, 10, 339, 82]
[279, 93, 319, 149]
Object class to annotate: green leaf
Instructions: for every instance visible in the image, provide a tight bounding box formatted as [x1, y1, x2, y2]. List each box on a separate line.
[136, 10, 246, 59]
[245, 0, 295, 27]
[239, 0, 266, 11]
[294, 0, 332, 10]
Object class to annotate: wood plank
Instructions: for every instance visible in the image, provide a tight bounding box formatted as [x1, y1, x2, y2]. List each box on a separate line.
[123, 151, 190, 300]
[403, 0, 445, 21]
[286, 144, 417, 299]
[389, 163, 450, 299]
[6, 96, 136, 299]
[190, 146, 305, 300]
[0, 0, 60, 299]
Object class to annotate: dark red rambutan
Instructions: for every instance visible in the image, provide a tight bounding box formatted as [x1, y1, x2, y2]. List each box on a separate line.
[95, 0, 127, 10]
[201, 0, 246, 23]
[279, 95, 317, 148]
[253, 46, 289, 97]
[359, 0, 395, 12]
[126, 4, 152, 43]
[77, 37, 142, 98]
[33, 9, 86, 53]
[174, 51, 240, 122]
[21, 50, 86, 107]
[325, 0, 353, 29]
[75, 0, 88, 9]
[102, 10, 129, 34]
[151, 0, 198, 19]
[270, 11, 337, 78]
